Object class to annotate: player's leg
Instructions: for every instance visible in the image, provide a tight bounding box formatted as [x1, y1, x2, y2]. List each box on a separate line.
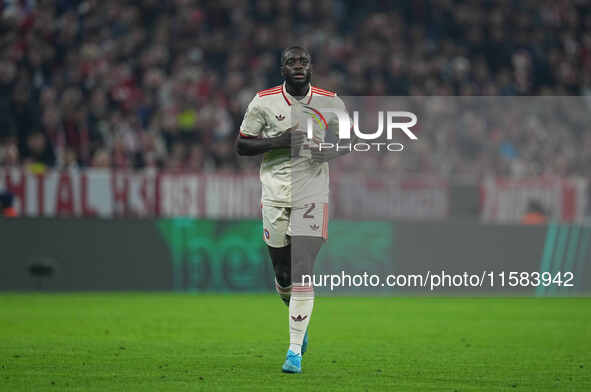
[288, 236, 323, 353]
[262, 205, 292, 306]
[268, 245, 291, 306]
[282, 203, 328, 373]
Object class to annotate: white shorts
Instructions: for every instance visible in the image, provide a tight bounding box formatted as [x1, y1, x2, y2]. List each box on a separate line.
[262, 202, 328, 248]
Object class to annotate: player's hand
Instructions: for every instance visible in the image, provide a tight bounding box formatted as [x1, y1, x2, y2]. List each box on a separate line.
[270, 124, 307, 151]
[309, 146, 343, 163]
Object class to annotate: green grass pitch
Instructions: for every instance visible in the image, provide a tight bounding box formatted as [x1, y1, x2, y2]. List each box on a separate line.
[0, 294, 590, 391]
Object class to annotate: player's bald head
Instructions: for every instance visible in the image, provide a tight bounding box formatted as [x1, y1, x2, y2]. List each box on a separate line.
[281, 46, 311, 66]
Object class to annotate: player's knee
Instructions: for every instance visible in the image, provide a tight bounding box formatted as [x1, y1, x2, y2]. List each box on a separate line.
[276, 269, 291, 288]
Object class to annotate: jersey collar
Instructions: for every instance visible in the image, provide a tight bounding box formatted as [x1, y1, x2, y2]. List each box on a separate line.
[281, 82, 313, 106]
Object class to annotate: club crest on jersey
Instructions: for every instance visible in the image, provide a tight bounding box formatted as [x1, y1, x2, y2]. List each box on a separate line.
[275, 114, 285, 121]
[291, 314, 308, 322]
[264, 228, 270, 239]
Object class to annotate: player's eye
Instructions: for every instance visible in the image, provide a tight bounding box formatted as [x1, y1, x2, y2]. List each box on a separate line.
[286, 59, 295, 65]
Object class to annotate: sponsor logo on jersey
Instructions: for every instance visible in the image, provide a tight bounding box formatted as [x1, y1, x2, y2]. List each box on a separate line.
[275, 114, 285, 121]
[309, 224, 320, 231]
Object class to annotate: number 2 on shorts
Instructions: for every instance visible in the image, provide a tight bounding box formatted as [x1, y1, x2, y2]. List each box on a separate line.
[303, 203, 315, 219]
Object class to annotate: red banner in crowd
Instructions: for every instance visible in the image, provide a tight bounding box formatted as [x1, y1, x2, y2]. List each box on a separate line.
[0, 168, 159, 217]
[0, 169, 262, 218]
[158, 173, 261, 218]
[4, 169, 586, 222]
[0, 169, 452, 219]
[481, 176, 588, 223]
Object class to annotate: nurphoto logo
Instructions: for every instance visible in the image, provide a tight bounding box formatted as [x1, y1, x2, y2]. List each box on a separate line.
[305, 109, 418, 152]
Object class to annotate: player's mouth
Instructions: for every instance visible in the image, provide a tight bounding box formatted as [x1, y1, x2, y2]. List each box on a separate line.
[293, 74, 306, 80]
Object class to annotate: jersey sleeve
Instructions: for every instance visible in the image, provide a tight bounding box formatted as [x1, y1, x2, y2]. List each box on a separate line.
[239, 97, 266, 138]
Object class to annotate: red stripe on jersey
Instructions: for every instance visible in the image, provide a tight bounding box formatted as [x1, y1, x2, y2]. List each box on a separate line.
[257, 85, 282, 96]
[259, 90, 281, 97]
[258, 91, 282, 97]
[259, 85, 281, 92]
[312, 88, 336, 97]
[311, 90, 335, 97]
[311, 92, 334, 98]
[311, 88, 334, 94]
[311, 86, 336, 96]
[311, 93, 335, 98]
[239, 131, 257, 138]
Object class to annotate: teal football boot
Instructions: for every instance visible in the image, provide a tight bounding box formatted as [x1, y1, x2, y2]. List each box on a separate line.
[281, 350, 302, 373]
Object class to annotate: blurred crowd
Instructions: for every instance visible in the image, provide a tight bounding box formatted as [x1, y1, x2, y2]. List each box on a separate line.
[0, 0, 590, 179]
[336, 96, 591, 181]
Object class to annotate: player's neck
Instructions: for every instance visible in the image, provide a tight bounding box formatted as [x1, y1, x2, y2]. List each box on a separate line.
[285, 82, 309, 98]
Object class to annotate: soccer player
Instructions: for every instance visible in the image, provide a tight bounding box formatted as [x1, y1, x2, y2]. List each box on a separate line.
[236, 46, 347, 373]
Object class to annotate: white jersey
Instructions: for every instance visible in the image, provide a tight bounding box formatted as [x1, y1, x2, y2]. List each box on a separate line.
[240, 83, 346, 207]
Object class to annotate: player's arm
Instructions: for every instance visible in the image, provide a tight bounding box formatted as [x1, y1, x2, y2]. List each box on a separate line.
[236, 96, 304, 156]
[235, 125, 305, 156]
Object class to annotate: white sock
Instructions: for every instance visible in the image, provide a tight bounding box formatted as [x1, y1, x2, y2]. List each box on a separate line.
[288, 283, 314, 355]
[274, 279, 291, 307]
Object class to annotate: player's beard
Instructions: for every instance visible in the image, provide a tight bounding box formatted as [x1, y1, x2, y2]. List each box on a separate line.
[287, 71, 311, 89]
